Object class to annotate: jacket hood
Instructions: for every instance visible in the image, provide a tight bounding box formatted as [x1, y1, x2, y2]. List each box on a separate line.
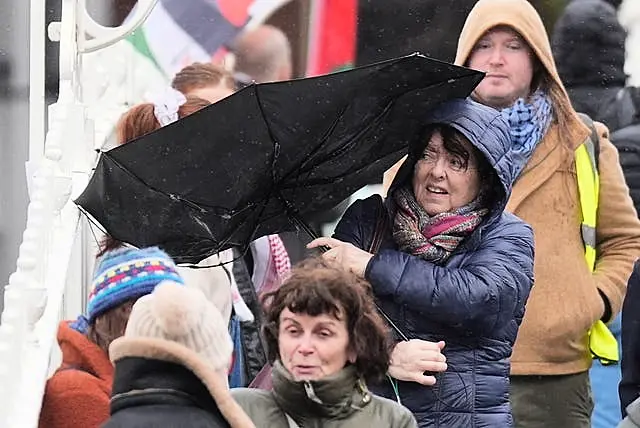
[552, 0, 627, 87]
[390, 98, 513, 220]
[110, 336, 255, 428]
[58, 321, 114, 381]
[110, 357, 227, 419]
[454, 0, 590, 146]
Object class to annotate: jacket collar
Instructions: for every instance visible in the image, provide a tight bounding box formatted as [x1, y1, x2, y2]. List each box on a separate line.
[111, 356, 224, 419]
[271, 360, 371, 422]
[506, 123, 576, 212]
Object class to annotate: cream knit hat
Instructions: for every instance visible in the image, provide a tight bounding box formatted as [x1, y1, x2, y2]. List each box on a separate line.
[109, 281, 255, 428]
[123, 280, 233, 371]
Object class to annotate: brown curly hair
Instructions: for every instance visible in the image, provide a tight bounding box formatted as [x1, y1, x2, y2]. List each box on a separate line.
[261, 257, 392, 382]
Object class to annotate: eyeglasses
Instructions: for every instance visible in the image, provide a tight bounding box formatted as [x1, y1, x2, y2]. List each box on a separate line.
[418, 150, 475, 174]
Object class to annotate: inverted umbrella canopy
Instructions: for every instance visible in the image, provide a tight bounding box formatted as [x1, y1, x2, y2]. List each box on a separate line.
[76, 53, 484, 263]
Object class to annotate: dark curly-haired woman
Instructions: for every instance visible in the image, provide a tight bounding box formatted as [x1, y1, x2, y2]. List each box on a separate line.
[232, 257, 417, 427]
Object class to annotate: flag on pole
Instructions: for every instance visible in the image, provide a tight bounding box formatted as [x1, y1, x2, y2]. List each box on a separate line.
[126, 0, 288, 79]
[306, 0, 358, 77]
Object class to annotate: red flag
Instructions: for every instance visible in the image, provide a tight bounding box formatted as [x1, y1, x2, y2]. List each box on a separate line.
[306, 0, 358, 77]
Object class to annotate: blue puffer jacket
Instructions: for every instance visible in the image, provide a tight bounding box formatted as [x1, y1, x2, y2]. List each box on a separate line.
[333, 99, 534, 427]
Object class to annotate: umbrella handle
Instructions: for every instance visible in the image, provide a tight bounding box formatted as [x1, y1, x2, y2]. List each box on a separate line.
[277, 193, 333, 253]
[289, 214, 331, 252]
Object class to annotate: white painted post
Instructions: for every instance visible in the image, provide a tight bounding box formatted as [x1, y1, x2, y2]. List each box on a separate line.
[0, 0, 161, 426]
[27, 0, 46, 167]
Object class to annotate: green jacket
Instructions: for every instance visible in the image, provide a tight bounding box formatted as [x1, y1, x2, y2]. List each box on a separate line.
[231, 362, 417, 428]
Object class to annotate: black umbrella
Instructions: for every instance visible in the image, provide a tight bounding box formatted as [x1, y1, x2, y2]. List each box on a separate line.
[75, 53, 484, 264]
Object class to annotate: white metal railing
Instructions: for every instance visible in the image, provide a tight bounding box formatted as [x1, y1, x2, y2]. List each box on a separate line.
[3, 0, 635, 426]
[0, 1, 158, 426]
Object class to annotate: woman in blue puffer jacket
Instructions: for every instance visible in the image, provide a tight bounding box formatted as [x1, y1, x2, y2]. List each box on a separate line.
[309, 98, 534, 427]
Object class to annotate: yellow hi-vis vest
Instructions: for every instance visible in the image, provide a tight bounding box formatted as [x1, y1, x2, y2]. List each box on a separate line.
[575, 113, 619, 365]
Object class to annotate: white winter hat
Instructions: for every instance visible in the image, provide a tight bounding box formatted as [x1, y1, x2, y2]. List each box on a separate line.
[122, 280, 232, 370]
[109, 281, 255, 428]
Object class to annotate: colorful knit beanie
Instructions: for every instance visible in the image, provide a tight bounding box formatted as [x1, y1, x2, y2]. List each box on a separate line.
[70, 246, 184, 334]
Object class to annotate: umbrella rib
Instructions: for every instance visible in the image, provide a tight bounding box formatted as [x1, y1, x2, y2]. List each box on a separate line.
[104, 152, 282, 254]
[281, 98, 396, 190]
[283, 74, 481, 188]
[277, 106, 348, 209]
[103, 153, 211, 209]
[252, 56, 410, 189]
[253, 85, 282, 186]
[250, 86, 353, 237]
[103, 153, 265, 217]
[251, 85, 321, 241]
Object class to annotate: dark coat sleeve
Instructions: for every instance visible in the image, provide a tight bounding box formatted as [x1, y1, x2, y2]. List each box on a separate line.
[621, 260, 640, 415]
[332, 198, 371, 250]
[365, 219, 534, 335]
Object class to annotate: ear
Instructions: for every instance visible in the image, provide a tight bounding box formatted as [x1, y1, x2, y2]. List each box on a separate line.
[347, 348, 357, 364]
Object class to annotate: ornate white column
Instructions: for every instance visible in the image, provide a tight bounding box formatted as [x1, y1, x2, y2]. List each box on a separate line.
[0, 0, 158, 426]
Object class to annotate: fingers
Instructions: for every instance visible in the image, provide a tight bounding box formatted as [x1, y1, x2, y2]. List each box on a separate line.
[412, 339, 445, 351]
[416, 359, 448, 373]
[388, 367, 440, 386]
[307, 237, 343, 249]
[418, 352, 446, 364]
[414, 373, 438, 386]
[322, 248, 340, 262]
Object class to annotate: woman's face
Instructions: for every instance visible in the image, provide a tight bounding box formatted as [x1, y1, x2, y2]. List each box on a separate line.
[412, 130, 482, 215]
[278, 307, 355, 381]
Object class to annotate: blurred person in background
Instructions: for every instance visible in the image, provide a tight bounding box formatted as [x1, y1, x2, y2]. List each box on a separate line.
[171, 62, 236, 104]
[231, 24, 293, 85]
[552, 1, 640, 425]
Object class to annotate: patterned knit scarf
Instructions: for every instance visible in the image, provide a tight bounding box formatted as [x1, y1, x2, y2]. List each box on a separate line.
[392, 186, 489, 264]
[500, 89, 553, 178]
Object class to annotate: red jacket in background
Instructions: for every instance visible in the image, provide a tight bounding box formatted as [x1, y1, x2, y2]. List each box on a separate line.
[38, 321, 114, 428]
